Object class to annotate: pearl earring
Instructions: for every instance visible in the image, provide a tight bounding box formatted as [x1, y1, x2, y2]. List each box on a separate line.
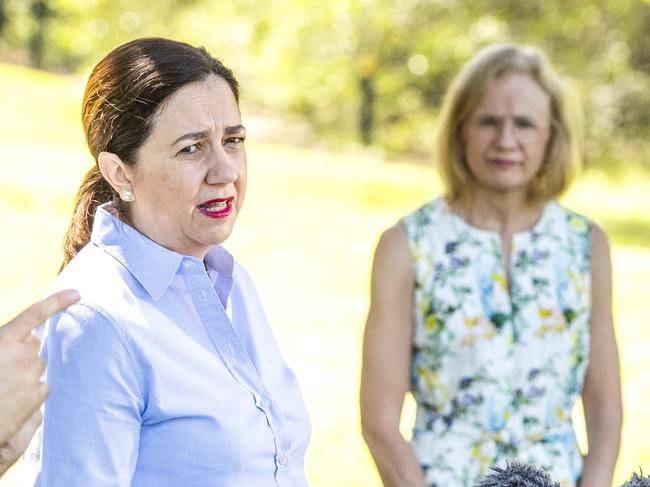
[121, 188, 135, 202]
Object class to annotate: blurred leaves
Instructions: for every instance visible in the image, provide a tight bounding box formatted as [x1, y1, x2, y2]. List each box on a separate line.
[0, 0, 648, 165]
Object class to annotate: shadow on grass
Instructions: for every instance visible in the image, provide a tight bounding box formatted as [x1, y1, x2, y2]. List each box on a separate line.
[601, 216, 650, 248]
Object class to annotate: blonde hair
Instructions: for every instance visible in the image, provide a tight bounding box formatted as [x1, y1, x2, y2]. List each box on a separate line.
[435, 43, 583, 204]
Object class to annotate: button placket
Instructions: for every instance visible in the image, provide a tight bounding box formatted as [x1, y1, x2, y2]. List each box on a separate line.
[184, 264, 295, 479]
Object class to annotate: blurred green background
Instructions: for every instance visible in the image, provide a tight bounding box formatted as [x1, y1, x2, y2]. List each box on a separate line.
[0, 1, 649, 485]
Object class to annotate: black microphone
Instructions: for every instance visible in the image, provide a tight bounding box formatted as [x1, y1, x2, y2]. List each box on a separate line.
[475, 460, 560, 487]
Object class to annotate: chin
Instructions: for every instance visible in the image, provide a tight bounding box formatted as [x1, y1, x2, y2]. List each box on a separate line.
[478, 172, 535, 190]
[208, 227, 235, 247]
[475, 182, 527, 196]
[195, 215, 237, 245]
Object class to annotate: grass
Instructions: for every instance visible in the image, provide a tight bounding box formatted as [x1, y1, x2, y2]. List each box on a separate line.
[0, 62, 648, 486]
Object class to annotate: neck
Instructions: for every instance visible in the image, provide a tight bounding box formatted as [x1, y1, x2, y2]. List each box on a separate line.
[451, 190, 544, 237]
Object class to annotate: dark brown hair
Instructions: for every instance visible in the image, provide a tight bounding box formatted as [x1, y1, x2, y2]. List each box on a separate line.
[61, 37, 240, 269]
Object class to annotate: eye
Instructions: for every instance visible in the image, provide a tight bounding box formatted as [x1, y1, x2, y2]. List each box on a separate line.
[178, 143, 200, 155]
[225, 136, 245, 146]
[478, 115, 499, 127]
[514, 117, 535, 129]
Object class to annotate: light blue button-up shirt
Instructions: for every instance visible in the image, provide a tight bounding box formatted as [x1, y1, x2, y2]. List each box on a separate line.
[28, 204, 311, 486]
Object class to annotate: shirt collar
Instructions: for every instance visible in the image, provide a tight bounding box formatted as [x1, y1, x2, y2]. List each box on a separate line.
[90, 203, 234, 301]
[205, 247, 235, 309]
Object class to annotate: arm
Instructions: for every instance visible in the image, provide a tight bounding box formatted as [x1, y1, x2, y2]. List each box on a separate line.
[579, 224, 622, 487]
[33, 304, 143, 486]
[360, 225, 428, 487]
[0, 290, 79, 476]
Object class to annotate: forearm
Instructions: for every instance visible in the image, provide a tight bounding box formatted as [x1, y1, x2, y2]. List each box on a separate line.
[579, 414, 622, 487]
[363, 426, 428, 487]
[580, 224, 622, 487]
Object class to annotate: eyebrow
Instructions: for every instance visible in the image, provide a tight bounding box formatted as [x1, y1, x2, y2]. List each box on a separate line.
[225, 124, 246, 135]
[477, 112, 538, 121]
[172, 124, 246, 146]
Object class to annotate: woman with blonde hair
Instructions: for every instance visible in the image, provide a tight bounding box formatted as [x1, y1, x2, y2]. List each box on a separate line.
[361, 43, 622, 487]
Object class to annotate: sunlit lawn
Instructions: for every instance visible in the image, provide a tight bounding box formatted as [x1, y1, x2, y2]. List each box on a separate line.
[0, 63, 648, 486]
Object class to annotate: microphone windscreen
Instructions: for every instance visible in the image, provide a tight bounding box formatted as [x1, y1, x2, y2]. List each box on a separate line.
[475, 460, 560, 487]
[620, 471, 650, 487]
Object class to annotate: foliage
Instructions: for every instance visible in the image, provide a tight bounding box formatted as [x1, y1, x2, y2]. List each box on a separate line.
[0, 0, 648, 160]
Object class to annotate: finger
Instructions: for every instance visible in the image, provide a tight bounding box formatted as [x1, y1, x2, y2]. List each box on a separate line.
[17, 381, 48, 415]
[0, 289, 80, 341]
[9, 379, 48, 414]
[22, 333, 41, 351]
[0, 339, 44, 377]
[19, 409, 44, 438]
[6, 408, 43, 446]
[0, 409, 43, 465]
[0, 382, 47, 443]
[22, 357, 46, 383]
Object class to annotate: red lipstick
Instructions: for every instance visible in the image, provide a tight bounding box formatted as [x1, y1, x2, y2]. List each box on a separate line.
[197, 197, 234, 219]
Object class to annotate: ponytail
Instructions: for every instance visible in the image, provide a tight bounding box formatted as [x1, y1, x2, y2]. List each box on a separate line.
[60, 166, 115, 271]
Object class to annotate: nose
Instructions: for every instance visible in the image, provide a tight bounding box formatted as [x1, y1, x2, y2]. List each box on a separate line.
[496, 121, 517, 150]
[205, 146, 237, 185]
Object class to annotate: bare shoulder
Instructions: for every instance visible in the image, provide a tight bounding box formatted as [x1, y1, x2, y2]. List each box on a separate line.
[588, 220, 613, 325]
[589, 221, 612, 275]
[374, 223, 411, 266]
[365, 224, 414, 364]
[371, 223, 413, 287]
[590, 221, 611, 258]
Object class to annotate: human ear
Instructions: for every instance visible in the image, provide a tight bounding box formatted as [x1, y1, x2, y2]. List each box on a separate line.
[98, 152, 136, 202]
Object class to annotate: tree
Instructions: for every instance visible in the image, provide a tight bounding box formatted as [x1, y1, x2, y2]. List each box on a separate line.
[29, 0, 54, 68]
[0, 0, 6, 36]
[2, 0, 647, 165]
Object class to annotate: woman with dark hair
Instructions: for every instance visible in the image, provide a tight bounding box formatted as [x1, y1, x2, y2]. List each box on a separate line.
[28, 38, 310, 486]
[360, 44, 621, 486]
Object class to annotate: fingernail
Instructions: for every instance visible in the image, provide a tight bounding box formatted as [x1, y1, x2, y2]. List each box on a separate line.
[63, 289, 81, 301]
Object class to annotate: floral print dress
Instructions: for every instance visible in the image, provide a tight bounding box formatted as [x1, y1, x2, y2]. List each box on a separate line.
[401, 198, 592, 487]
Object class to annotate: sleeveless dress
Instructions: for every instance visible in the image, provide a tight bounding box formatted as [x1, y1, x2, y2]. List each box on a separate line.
[401, 198, 592, 487]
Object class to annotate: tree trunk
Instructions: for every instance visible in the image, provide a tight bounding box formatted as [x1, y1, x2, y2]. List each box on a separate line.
[0, 0, 6, 36]
[29, 0, 51, 69]
[359, 75, 375, 145]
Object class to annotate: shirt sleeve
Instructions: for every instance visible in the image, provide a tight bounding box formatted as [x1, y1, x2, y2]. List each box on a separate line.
[33, 303, 144, 486]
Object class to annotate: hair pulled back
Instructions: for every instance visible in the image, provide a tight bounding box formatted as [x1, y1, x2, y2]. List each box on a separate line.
[61, 37, 239, 269]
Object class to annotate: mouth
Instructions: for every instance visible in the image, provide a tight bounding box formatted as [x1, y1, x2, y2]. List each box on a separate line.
[488, 158, 519, 167]
[197, 197, 234, 219]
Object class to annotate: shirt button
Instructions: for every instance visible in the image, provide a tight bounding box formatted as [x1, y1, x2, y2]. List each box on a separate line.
[255, 396, 271, 409]
[277, 453, 288, 466]
[182, 260, 194, 270]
